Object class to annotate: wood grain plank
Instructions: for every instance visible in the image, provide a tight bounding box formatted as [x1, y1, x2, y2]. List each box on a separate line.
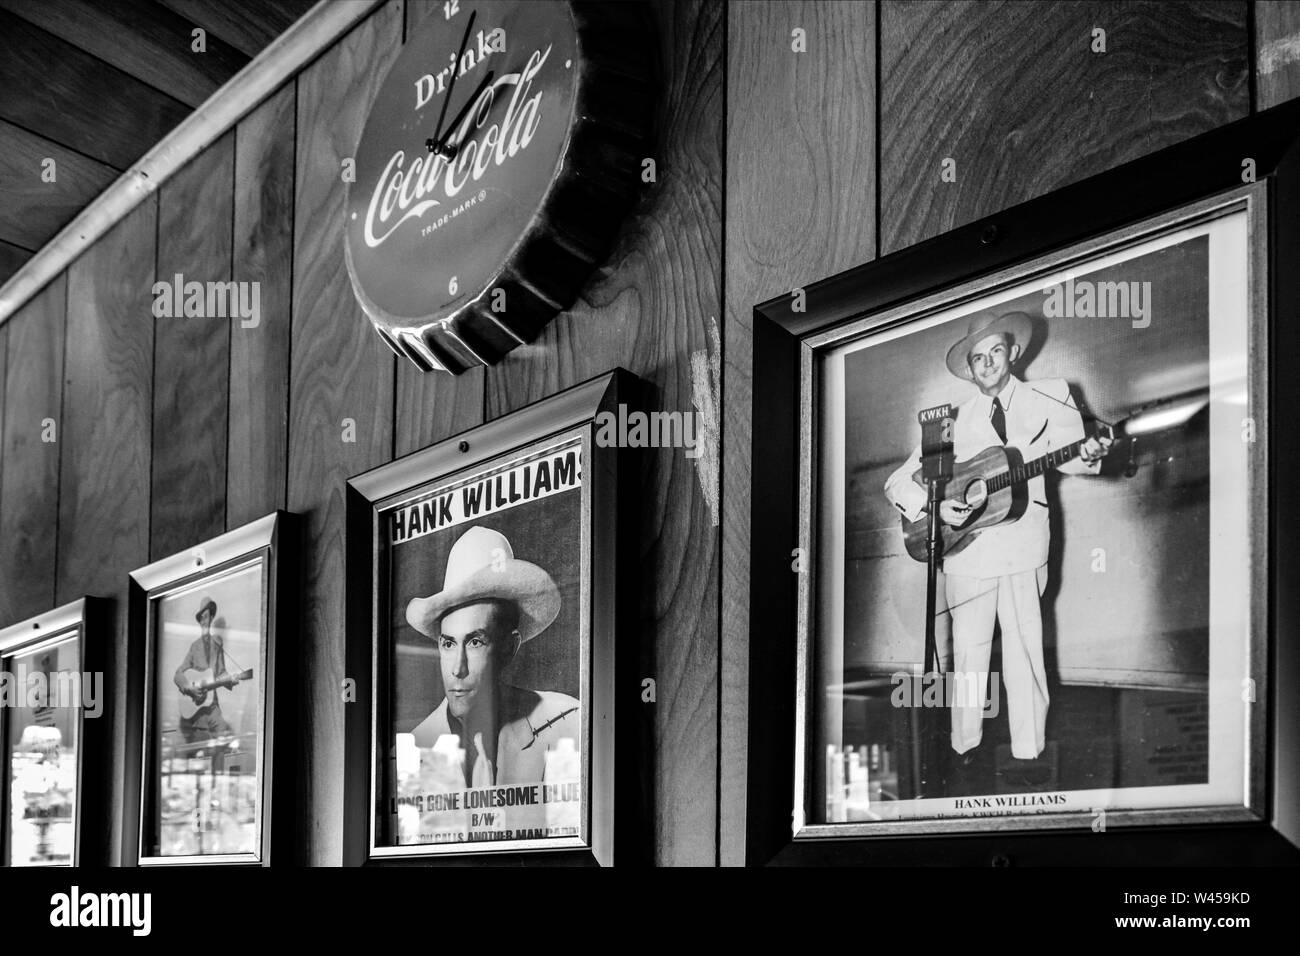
[158, 0, 318, 59]
[58, 197, 156, 601]
[485, 0, 723, 866]
[288, 0, 402, 866]
[0, 275, 65, 624]
[1258, 0, 1300, 108]
[722, 0, 877, 866]
[0, 11, 191, 170]
[879, 0, 1249, 253]
[150, 133, 234, 559]
[395, 365, 484, 455]
[0, 120, 119, 252]
[58, 196, 156, 866]
[228, 83, 295, 528]
[0, 0, 249, 110]
[0, 238, 31, 286]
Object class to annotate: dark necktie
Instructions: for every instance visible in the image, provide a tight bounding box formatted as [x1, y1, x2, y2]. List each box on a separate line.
[991, 397, 1007, 445]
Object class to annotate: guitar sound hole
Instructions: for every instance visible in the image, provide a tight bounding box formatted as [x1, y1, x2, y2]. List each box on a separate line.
[964, 478, 988, 508]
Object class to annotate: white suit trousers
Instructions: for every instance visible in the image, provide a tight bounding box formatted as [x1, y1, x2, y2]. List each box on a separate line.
[945, 565, 1050, 759]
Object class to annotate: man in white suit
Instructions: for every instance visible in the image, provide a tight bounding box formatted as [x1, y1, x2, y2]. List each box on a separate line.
[884, 311, 1111, 762]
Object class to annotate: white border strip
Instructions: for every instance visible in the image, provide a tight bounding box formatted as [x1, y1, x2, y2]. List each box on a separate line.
[0, 0, 384, 328]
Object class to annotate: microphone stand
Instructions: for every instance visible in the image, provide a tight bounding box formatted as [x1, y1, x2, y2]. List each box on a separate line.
[923, 476, 945, 676]
[914, 404, 954, 798]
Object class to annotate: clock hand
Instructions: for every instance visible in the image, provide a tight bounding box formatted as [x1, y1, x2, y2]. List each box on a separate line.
[427, 70, 494, 160]
[427, 8, 477, 154]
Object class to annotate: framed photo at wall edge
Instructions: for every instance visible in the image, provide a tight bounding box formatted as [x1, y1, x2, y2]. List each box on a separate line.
[345, 370, 638, 865]
[0, 598, 109, 867]
[123, 512, 299, 866]
[746, 100, 1300, 864]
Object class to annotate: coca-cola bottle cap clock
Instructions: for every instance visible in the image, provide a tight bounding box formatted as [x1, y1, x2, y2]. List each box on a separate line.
[345, 0, 655, 374]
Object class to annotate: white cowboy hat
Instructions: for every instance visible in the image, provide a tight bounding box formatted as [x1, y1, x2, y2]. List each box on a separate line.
[405, 526, 560, 643]
[944, 310, 1033, 381]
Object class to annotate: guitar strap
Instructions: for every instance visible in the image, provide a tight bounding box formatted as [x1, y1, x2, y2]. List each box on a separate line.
[1026, 385, 1115, 433]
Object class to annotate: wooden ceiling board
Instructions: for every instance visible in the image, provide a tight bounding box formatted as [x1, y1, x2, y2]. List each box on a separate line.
[0, 0, 251, 109]
[0, 119, 119, 251]
[156, 0, 318, 58]
[0, 10, 191, 169]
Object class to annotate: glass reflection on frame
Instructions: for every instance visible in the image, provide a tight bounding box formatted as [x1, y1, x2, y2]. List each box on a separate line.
[0, 599, 101, 866]
[802, 187, 1266, 835]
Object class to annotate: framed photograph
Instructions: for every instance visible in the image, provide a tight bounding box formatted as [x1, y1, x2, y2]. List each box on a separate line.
[0, 598, 109, 867]
[345, 370, 638, 865]
[747, 100, 1300, 864]
[123, 511, 299, 866]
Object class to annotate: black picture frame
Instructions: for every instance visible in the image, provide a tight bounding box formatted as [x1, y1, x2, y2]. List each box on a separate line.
[746, 98, 1300, 865]
[0, 597, 110, 867]
[344, 369, 642, 866]
[122, 511, 300, 866]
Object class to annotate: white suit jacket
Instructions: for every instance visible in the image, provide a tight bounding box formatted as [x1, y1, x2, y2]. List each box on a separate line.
[883, 376, 1098, 578]
[411, 687, 580, 786]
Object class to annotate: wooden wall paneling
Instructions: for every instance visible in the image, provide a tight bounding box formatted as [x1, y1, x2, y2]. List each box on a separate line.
[157, 0, 319, 59]
[229, 83, 296, 528]
[1258, 0, 1300, 108]
[0, 120, 119, 252]
[58, 196, 157, 865]
[722, 0, 877, 866]
[0, 239, 30, 286]
[395, 364, 485, 456]
[396, 0, 485, 457]
[0, 0, 250, 110]
[0, 11, 191, 170]
[0, 275, 66, 624]
[288, 0, 403, 865]
[879, 0, 1249, 254]
[150, 133, 235, 559]
[484, 0, 723, 866]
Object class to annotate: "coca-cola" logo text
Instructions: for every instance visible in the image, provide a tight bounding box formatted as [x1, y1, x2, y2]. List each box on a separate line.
[363, 45, 551, 249]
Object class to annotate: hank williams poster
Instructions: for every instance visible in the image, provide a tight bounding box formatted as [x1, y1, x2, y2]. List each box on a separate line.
[378, 439, 585, 851]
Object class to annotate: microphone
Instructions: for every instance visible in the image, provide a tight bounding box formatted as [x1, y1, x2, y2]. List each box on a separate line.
[917, 403, 954, 482]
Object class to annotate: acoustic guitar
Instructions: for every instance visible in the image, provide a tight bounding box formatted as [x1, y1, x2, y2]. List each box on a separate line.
[179, 667, 252, 718]
[900, 423, 1115, 562]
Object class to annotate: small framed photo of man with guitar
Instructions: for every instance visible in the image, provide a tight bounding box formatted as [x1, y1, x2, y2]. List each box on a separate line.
[745, 100, 1300, 860]
[124, 512, 298, 866]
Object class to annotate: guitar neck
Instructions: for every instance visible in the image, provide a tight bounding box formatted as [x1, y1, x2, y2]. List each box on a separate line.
[985, 438, 1086, 493]
[193, 669, 253, 692]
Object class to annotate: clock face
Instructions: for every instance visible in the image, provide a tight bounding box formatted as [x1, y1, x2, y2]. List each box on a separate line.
[345, 0, 581, 338]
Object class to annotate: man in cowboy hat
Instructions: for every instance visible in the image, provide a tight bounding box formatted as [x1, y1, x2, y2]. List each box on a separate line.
[406, 526, 579, 788]
[884, 311, 1112, 764]
[173, 596, 240, 744]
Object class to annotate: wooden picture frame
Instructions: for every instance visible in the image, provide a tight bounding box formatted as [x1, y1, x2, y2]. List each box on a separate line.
[746, 98, 1300, 865]
[0, 598, 110, 867]
[344, 369, 641, 865]
[123, 511, 299, 866]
